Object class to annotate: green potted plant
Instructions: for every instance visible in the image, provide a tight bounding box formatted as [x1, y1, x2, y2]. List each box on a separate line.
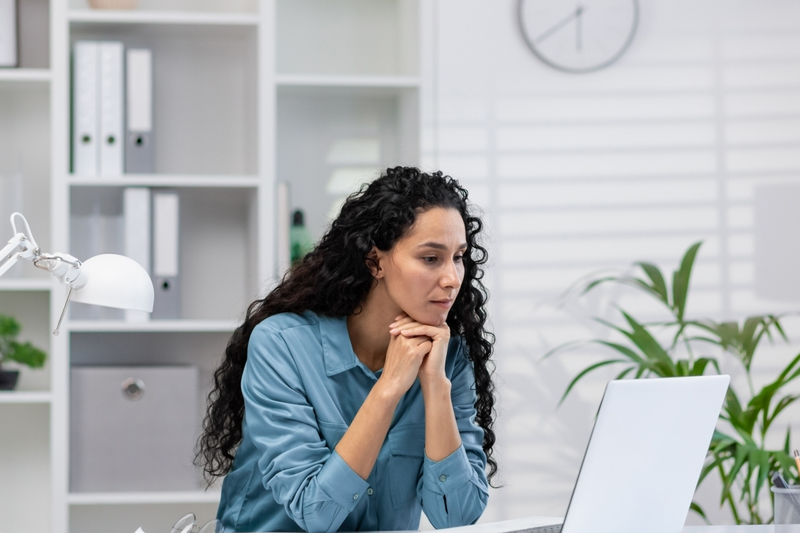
[548, 242, 800, 524]
[0, 313, 47, 390]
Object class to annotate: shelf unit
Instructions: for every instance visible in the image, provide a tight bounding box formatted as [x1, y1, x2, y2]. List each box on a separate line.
[0, 1, 421, 532]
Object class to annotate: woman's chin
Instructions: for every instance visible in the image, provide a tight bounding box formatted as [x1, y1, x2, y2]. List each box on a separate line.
[404, 309, 447, 327]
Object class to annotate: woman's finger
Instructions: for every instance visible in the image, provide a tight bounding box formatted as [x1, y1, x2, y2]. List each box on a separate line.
[398, 324, 449, 340]
[389, 315, 416, 330]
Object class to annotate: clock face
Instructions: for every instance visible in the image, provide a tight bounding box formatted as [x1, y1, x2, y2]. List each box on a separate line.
[518, 0, 638, 73]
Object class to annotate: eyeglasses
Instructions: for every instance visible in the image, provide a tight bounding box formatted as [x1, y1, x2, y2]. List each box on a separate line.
[170, 513, 222, 533]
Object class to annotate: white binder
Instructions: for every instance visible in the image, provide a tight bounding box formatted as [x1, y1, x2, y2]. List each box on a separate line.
[99, 41, 124, 177]
[0, 0, 17, 67]
[151, 190, 179, 319]
[126, 48, 154, 173]
[73, 41, 100, 176]
[123, 187, 151, 322]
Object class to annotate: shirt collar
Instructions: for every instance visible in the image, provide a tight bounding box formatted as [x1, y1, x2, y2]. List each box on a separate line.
[318, 314, 361, 376]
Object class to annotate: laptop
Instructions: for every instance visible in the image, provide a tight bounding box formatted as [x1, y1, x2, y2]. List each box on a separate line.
[515, 375, 730, 533]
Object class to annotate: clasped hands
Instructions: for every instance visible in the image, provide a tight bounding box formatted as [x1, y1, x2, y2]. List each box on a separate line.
[382, 313, 450, 397]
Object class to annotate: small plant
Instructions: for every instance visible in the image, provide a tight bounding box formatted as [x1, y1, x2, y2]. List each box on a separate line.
[0, 313, 47, 372]
[548, 242, 800, 524]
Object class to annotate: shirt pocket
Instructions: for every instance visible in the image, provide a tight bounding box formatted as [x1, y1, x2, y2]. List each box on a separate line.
[388, 424, 425, 509]
[317, 420, 348, 451]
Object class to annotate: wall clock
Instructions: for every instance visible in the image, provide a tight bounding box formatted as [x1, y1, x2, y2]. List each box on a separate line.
[517, 0, 639, 73]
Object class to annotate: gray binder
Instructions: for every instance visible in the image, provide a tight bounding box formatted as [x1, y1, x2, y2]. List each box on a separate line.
[69, 366, 200, 492]
[125, 48, 154, 173]
[151, 190, 180, 319]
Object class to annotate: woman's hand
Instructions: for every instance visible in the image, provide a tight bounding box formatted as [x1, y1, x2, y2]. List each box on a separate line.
[379, 318, 432, 399]
[389, 314, 450, 387]
[390, 314, 460, 462]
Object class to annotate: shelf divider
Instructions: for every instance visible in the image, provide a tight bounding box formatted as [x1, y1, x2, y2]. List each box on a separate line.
[68, 175, 260, 189]
[0, 391, 53, 404]
[67, 10, 259, 27]
[0, 279, 53, 291]
[67, 319, 239, 333]
[67, 491, 221, 506]
[275, 73, 420, 88]
[0, 69, 52, 83]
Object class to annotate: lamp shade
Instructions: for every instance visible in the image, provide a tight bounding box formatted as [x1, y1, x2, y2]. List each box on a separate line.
[70, 254, 155, 312]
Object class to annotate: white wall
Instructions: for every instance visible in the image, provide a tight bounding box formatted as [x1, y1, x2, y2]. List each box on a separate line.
[421, 0, 800, 525]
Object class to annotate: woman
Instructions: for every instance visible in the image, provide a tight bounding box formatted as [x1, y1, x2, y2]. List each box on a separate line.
[197, 167, 497, 532]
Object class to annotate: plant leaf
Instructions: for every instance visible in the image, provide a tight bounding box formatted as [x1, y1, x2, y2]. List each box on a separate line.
[635, 262, 669, 306]
[0, 314, 21, 339]
[559, 359, 630, 405]
[6, 341, 46, 369]
[690, 502, 710, 524]
[672, 241, 702, 321]
[619, 311, 677, 376]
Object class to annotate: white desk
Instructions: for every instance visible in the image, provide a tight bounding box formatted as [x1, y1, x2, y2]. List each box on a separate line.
[439, 516, 800, 533]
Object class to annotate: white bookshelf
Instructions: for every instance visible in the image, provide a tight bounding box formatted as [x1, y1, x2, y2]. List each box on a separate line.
[0, 1, 422, 532]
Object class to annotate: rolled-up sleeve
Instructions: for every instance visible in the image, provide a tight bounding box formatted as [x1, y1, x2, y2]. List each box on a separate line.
[418, 339, 489, 528]
[242, 325, 368, 533]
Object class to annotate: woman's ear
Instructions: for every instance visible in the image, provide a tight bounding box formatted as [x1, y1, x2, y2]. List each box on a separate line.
[366, 247, 384, 279]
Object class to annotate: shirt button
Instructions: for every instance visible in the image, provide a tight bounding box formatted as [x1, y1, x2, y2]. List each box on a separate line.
[367, 488, 374, 495]
[439, 475, 447, 482]
[353, 494, 359, 500]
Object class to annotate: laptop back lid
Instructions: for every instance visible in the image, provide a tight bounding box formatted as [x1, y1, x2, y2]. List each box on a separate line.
[562, 375, 730, 533]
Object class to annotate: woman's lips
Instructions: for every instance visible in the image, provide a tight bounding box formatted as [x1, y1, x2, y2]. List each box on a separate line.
[430, 299, 453, 308]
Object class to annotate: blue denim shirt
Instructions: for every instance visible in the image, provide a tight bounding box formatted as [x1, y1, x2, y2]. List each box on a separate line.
[217, 311, 489, 532]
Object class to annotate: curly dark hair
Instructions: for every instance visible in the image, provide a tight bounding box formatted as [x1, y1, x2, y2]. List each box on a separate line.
[196, 166, 497, 484]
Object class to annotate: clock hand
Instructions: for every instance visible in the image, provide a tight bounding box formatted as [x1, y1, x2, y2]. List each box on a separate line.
[576, 5, 583, 51]
[534, 6, 582, 45]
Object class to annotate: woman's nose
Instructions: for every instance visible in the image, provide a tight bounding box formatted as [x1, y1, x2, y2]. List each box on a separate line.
[441, 260, 461, 289]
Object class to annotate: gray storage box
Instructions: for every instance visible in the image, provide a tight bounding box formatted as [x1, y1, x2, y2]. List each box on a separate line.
[70, 366, 200, 492]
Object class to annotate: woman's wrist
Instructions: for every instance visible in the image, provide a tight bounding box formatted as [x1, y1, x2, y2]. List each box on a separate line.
[419, 373, 451, 397]
[373, 375, 408, 406]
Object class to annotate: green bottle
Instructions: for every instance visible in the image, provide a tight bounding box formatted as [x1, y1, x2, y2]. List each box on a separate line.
[290, 209, 314, 265]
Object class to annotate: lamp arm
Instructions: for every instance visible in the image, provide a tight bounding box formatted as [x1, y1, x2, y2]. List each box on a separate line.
[0, 232, 38, 278]
[10, 212, 38, 250]
[2, 213, 87, 289]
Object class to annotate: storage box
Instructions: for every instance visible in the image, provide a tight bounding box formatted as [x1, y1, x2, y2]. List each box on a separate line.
[70, 366, 200, 492]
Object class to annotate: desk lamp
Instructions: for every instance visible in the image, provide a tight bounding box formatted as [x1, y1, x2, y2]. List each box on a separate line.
[0, 212, 154, 334]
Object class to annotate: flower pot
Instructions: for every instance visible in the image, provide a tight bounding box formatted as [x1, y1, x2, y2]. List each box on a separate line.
[0, 369, 19, 390]
[87, 0, 139, 9]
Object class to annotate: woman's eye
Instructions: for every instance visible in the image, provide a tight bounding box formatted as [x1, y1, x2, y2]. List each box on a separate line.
[454, 255, 464, 263]
[423, 256, 438, 263]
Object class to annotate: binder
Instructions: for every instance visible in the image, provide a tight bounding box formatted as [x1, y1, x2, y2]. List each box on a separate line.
[123, 187, 151, 322]
[99, 41, 124, 177]
[72, 41, 100, 176]
[126, 48, 154, 173]
[151, 190, 179, 319]
[0, 0, 17, 67]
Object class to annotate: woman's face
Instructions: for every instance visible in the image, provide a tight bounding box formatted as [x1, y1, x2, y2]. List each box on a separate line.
[373, 206, 467, 326]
